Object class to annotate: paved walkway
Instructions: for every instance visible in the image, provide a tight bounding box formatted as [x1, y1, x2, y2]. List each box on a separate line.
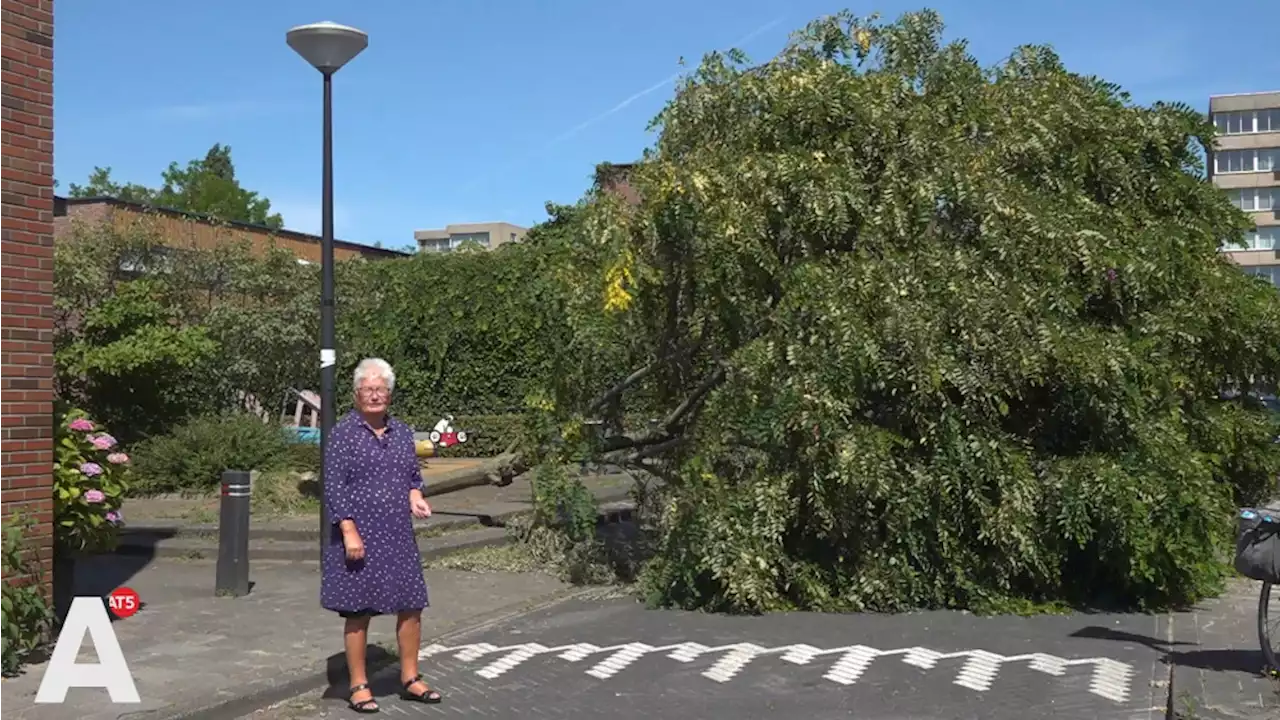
[1169, 578, 1279, 719]
[243, 581, 1278, 720]
[245, 594, 1170, 719]
[0, 554, 578, 720]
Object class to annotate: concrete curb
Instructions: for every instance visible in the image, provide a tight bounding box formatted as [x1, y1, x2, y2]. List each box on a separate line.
[115, 497, 638, 563]
[121, 585, 605, 720]
[117, 513, 506, 544]
[117, 489, 635, 545]
[113, 526, 516, 563]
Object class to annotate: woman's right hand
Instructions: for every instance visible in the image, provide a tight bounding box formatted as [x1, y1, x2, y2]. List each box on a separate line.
[341, 526, 365, 561]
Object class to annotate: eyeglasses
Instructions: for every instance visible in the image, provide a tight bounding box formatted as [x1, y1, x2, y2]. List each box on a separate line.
[357, 387, 390, 398]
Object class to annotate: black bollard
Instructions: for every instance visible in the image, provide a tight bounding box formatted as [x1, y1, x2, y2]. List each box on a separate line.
[215, 469, 252, 597]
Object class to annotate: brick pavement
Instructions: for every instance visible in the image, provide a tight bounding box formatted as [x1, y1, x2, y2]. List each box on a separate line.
[1168, 577, 1279, 719]
[0, 555, 576, 720]
[245, 594, 1173, 720]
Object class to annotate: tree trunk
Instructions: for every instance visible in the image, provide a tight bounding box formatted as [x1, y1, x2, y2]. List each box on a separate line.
[421, 452, 530, 497]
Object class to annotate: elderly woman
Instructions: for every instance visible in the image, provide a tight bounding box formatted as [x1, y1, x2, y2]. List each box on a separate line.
[322, 357, 442, 713]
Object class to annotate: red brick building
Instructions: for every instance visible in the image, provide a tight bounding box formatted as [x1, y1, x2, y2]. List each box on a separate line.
[1, 0, 55, 590]
[55, 196, 408, 264]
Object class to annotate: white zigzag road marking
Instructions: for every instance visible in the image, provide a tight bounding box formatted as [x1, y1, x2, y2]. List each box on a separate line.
[703, 643, 768, 683]
[419, 640, 1134, 704]
[586, 642, 655, 679]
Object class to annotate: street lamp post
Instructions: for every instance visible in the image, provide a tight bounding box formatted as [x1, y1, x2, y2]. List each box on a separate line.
[286, 21, 368, 563]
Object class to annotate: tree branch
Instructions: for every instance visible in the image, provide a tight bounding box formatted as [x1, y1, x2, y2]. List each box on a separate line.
[423, 338, 723, 498]
[661, 364, 727, 432]
[585, 361, 659, 417]
[584, 328, 713, 418]
[603, 436, 685, 466]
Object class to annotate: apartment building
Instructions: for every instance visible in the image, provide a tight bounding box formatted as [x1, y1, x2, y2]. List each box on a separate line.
[414, 221, 528, 254]
[1209, 90, 1280, 288]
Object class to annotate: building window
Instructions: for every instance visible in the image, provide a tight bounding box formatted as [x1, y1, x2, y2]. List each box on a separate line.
[1225, 227, 1280, 251]
[448, 232, 491, 249]
[1214, 109, 1280, 135]
[1243, 264, 1280, 289]
[1214, 148, 1280, 174]
[1225, 188, 1280, 211]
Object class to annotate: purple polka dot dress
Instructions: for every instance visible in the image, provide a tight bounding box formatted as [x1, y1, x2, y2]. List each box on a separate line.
[320, 412, 429, 616]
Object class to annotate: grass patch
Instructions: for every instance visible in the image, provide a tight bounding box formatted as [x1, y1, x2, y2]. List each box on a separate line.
[181, 506, 219, 524]
[424, 515, 651, 588]
[252, 470, 321, 516]
[426, 543, 551, 574]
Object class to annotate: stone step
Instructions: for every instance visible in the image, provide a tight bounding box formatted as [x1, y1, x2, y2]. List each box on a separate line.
[114, 501, 637, 562]
[114, 525, 513, 562]
[118, 511, 509, 544]
[119, 489, 638, 544]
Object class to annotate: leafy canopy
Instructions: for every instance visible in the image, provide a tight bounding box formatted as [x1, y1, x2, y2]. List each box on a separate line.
[540, 10, 1280, 613]
[54, 215, 317, 442]
[68, 144, 283, 228]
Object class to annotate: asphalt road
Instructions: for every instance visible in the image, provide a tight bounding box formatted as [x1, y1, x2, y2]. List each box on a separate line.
[246, 592, 1168, 720]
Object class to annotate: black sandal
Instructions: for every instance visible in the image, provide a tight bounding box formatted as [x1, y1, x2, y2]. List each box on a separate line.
[347, 683, 380, 714]
[401, 674, 443, 704]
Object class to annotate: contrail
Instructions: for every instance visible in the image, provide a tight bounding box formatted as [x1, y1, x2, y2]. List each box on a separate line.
[543, 16, 785, 147]
[460, 17, 785, 194]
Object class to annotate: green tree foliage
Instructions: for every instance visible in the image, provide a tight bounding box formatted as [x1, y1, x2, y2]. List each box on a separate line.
[536, 10, 1280, 613]
[53, 208, 581, 453]
[54, 215, 317, 442]
[67, 144, 284, 228]
[335, 218, 581, 419]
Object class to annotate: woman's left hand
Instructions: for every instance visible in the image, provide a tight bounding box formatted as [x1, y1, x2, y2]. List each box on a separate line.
[409, 493, 432, 519]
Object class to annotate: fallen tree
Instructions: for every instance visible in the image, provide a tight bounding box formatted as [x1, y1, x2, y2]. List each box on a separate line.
[510, 9, 1280, 614]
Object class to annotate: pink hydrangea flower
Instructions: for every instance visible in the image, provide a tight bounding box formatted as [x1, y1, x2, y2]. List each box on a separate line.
[107, 452, 129, 465]
[84, 489, 105, 503]
[80, 462, 103, 477]
[90, 434, 117, 451]
[68, 418, 94, 432]
[106, 510, 122, 524]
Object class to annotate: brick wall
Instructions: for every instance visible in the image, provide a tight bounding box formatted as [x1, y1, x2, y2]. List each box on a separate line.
[1, 0, 55, 589]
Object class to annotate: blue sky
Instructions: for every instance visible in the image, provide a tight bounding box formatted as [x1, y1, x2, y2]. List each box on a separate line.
[54, 0, 1278, 248]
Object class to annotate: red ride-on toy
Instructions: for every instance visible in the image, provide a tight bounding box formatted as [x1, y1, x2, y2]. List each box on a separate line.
[414, 415, 470, 460]
[429, 415, 469, 447]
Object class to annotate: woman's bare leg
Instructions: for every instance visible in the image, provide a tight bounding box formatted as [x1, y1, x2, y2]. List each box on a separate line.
[344, 616, 376, 707]
[396, 609, 438, 698]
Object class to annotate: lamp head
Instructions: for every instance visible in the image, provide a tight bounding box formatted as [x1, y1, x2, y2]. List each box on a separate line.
[287, 21, 367, 74]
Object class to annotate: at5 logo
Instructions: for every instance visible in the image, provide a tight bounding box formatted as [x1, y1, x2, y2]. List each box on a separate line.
[35, 588, 141, 704]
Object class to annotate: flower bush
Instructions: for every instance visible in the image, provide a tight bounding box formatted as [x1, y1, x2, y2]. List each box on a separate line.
[54, 409, 129, 554]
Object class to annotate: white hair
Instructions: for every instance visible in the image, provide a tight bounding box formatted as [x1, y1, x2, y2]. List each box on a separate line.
[353, 357, 395, 391]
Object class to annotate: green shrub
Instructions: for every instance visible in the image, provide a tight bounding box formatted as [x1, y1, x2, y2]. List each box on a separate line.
[2, 515, 53, 676]
[284, 443, 321, 474]
[129, 414, 291, 496]
[334, 240, 577, 421]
